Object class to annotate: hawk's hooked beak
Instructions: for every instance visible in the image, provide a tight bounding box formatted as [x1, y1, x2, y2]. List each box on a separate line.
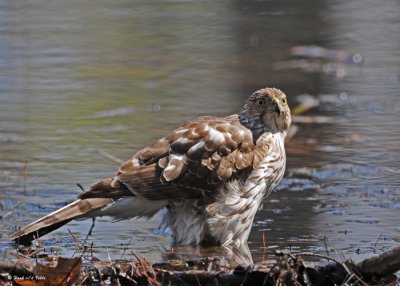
[273, 97, 281, 115]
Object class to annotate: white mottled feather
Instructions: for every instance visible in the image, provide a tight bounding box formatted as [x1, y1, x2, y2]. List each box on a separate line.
[208, 128, 225, 144]
[162, 200, 209, 245]
[87, 197, 167, 220]
[205, 133, 286, 246]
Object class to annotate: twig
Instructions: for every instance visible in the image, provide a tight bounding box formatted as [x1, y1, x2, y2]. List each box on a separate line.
[76, 183, 85, 193]
[83, 217, 96, 245]
[58, 257, 82, 286]
[335, 250, 369, 286]
[342, 273, 356, 286]
[240, 268, 249, 286]
[374, 233, 383, 250]
[33, 232, 41, 263]
[262, 232, 267, 261]
[194, 272, 202, 286]
[68, 229, 81, 250]
[262, 232, 267, 249]
[334, 249, 366, 285]
[98, 149, 124, 164]
[106, 247, 112, 264]
[120, 237, 133, 260]
[79, 274, 89, 285]
[323, 235, 330, 258]
[131, 251, 161, 286]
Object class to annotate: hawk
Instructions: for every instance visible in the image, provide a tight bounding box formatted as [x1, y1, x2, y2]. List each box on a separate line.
[10, 87, 291, 247]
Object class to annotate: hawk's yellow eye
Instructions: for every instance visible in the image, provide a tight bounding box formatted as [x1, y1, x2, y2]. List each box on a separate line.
[256, 98, 266, 106]
[282, 97, 287, 105]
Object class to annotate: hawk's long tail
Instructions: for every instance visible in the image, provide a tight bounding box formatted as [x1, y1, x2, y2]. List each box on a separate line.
[10, 197, 114, 246]
[9, 178, 131, 245]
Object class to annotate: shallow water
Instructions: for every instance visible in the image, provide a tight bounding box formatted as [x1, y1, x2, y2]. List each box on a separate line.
[0, 0, 399, 265]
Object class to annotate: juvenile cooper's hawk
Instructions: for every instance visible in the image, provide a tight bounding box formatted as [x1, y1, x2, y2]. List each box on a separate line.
[11, 87, 291, 246]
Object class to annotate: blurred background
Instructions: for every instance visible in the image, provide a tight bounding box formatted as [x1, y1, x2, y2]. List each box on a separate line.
[0, 0, 399, 264]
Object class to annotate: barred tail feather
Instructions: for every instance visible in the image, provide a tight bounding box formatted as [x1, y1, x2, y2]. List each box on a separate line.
[10, 198, 113, 245]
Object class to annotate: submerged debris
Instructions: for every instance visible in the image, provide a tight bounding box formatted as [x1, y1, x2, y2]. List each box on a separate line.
[274, 45, 363, 79]
[289, 45, 363, 65]
[1, 246, 399, 286]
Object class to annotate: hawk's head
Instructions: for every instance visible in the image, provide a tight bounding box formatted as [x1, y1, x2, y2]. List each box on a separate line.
[241, 87, 291, 135]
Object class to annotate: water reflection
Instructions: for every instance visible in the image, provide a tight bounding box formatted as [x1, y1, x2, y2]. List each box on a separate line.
[1, 0, 399, 264]
[162, 244, 254, 268]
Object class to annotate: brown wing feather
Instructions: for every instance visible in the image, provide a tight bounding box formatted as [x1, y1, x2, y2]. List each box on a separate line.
[81, 115, 271, 200]
[105, 114, 271, 201]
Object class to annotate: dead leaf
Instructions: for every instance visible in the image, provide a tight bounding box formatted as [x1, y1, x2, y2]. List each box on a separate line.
[15, 257, 81, 286]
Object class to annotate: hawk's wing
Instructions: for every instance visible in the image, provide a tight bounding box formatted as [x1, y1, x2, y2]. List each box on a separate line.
[84, 115, 271, 201]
